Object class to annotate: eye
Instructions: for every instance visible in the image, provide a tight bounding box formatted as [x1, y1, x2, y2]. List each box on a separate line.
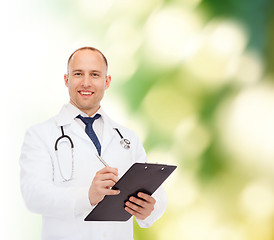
[92, 73, 99, 77]
[74, 72, 82, 76]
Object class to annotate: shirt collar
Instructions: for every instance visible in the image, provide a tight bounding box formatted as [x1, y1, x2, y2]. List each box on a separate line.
[55, 103, 106, 126]
[67, 103, 105, 119]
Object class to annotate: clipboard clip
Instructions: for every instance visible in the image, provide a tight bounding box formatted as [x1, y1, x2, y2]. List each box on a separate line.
[144, 165, 166, 170]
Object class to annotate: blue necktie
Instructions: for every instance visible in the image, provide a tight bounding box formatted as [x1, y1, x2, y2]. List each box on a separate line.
[77, 114, 102, 156]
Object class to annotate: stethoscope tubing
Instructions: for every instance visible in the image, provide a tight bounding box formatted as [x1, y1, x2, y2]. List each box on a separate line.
[53, 126, 130, 182]
[55, 126, 74, 151]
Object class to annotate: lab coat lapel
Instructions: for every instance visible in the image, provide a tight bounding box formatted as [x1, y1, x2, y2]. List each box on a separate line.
[69, 121, 102, 156]
[55, 104, 92, 144]
[69, 121, 91, 143]
[101, 116, 116, 155]
[66, 118, 99, 155]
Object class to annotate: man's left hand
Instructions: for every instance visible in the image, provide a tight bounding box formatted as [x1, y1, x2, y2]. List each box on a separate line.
[124, 192, 156, 220]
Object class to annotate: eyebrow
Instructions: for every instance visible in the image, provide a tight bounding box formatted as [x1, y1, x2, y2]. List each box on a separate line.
[71, 69, 102, 73]
[72, 69, 84, 73]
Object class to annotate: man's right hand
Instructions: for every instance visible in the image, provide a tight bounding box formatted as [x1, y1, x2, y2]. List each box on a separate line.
[88, 167, 120, 205]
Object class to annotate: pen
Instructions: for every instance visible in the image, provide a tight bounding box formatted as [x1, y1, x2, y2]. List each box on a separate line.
[95, 154, 109, 167]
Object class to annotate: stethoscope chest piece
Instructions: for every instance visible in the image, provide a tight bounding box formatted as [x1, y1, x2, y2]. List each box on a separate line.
[120, 138, 130, 149]
[114, 128, 130, 149]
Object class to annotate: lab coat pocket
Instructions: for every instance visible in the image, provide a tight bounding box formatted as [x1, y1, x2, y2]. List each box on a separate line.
[53, 138, 74, 184]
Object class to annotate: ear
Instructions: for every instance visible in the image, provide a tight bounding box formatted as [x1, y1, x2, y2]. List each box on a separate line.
[64, 74, 69, 87]
[105, 75, 111, 90]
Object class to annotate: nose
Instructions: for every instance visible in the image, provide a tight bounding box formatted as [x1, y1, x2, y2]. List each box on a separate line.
[81, 74, 92, 88]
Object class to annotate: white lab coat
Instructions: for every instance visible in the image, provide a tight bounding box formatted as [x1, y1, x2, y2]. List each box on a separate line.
[20, 104, 167, 240]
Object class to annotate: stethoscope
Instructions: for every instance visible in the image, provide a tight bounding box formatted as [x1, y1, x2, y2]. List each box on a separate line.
[113, 128, 130, 149]
[53, 126, 130, 182]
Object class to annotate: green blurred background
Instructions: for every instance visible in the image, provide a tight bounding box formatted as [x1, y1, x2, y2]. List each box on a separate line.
[3, 0, 274, 239]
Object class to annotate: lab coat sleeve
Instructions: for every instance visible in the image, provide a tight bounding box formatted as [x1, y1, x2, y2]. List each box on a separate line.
[132, 132, 168, 228]
[20, 126, 93, 219]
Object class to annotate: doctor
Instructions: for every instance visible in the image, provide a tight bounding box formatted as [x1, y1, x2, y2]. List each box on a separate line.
[20, 47, 167, 240]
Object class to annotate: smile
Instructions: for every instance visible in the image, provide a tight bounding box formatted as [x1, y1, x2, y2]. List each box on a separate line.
[79, 91, 94, 96]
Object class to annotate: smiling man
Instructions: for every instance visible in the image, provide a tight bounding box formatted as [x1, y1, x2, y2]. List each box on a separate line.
[64, 48, 111, 116]
[19, 47, 167, 240]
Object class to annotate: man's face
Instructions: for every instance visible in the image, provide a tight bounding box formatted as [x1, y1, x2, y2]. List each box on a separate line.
[64, 49, 111, 116]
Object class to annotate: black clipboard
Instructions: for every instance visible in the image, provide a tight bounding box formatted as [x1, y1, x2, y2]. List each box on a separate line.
[84, 162, 177, 221]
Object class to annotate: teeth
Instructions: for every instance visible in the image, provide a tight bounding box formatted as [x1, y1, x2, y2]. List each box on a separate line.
[80, 91, 92, 95]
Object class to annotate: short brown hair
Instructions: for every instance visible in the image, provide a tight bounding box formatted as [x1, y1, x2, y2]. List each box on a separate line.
[67, 46, 108, 73]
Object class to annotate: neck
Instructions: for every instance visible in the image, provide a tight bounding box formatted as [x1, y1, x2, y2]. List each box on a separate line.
[69, 100, 100, 117]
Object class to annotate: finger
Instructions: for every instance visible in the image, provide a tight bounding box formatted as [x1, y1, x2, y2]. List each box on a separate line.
[96, 173, 119, 183]
[128, 196, 147, 208]
[97, 167, 118, 176]
[100, 180, 117, 189]
[93, 179, 117, 192]
[125, 200, 143, 214]
[125, 200, 154, 221]
[100, 173, 119, 182]
[124, 206, 145, 220]
[125, 201, 144, 214]
[101, 188, 120, 196]
[137, 192, 156, 204]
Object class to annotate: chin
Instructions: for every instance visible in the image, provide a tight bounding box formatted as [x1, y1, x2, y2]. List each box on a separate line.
[79, 103, 99, 112]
